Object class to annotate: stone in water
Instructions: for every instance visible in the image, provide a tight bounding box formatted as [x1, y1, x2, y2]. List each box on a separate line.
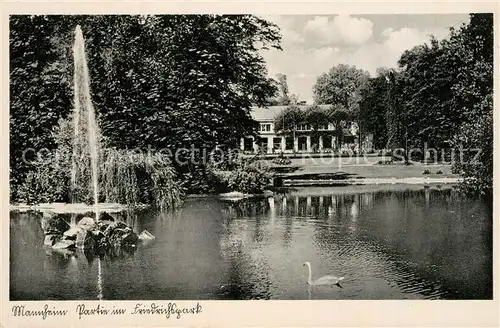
[53, 239, 76, 249]
[44, 234, 61, 247]
[138, 230, 155, 240]
[77, 217, 96, 231]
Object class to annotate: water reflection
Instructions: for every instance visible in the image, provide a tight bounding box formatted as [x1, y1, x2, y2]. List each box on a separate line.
[10, 186, 492, 300]
[216, 186, 491, 300]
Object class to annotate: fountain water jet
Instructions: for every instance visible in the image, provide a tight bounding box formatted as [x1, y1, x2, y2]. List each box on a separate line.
[33, 25, 151, 302]
[72, 25, 103, 301]
[72, 25, 100, 222]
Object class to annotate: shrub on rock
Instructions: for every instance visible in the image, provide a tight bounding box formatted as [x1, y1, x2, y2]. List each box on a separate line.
[42, 209, 145, 253]
[76, 229, 96, 250]
[109, 227, 138, 246]
[41, 212, 70, 235]
[100, 212, 115, 222]
[122, 232, 139, 245]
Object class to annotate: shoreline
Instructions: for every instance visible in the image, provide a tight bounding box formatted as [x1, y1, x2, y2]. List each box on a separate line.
[9, 202, 148, 213]
[282, 176, 461, 187]
[10, 177, 461, 213]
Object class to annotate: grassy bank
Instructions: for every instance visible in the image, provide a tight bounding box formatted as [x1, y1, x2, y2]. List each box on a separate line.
[271, 160, 456, 180]
[282, 165, 455, 179]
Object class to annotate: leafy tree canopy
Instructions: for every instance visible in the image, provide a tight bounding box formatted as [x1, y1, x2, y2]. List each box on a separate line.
[313, 64, 370, 111]
[10, 14, 282, 197]
[274, 105, 305, 133]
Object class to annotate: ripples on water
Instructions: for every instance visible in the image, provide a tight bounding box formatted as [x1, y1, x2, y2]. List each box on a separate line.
[10, 186, 492, 300]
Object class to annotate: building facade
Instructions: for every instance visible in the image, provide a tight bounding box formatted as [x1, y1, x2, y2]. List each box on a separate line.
[240, 105, 373, 154]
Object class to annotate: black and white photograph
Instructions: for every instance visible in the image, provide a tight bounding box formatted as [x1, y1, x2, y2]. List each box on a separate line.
[5, 6, 495, 314]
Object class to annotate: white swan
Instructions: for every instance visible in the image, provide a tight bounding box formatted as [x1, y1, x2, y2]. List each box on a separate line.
[303, 261, 344, 286]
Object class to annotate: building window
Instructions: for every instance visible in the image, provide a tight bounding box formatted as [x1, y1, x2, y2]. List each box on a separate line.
[323, 136, 332, 149]
[298, 136, 307, 150]
[259, 123, 271, 132]
[297, 124, 310, 131]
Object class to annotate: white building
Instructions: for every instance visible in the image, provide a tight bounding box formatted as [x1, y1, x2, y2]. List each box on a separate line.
[240, 105, 373, 154]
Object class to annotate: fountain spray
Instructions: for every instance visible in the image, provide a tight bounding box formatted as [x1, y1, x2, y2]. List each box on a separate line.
[72, 25, 100, 222]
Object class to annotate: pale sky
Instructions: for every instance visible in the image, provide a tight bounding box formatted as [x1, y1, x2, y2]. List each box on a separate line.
[260, 14, 470, 104]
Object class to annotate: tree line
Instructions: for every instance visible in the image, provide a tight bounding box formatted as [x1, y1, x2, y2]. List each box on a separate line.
[9, 14, 492, 202]
[364, 13, 493, 196]
[274, 14, 492, 196]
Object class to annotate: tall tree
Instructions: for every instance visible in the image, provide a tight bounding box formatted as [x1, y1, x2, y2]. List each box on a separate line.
[448, 14, 493, 196]
[274, 105, 305, 153]
[313, 64, 370, 108]
[267, 73, 301, 106]
[384, 69, 408, 161]
[382, 13, 493, 194]
[358, 69, 390, 150]
[397, 38, 459, 153]
[9, 16, 73, 200]
[327, 104, 351, 150]
[313, 64, 370, 150]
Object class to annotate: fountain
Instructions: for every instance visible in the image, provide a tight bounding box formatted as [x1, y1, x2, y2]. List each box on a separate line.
[72, 25, 100, 220]
[11, 25, 181, 212]
[73, 25, 102, 300]
[37, 25, 152, 300]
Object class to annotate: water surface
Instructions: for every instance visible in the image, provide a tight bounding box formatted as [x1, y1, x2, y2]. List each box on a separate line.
[10, 186, 492, 300]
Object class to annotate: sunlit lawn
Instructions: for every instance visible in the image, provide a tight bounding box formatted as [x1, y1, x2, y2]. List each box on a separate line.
[271, 156, 457, 179]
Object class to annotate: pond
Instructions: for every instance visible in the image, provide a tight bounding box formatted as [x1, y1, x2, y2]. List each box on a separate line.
[10, 185, 492, 300]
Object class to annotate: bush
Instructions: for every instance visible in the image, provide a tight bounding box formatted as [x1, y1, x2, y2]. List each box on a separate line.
[16, 116, 184, 209]
[184, 165, 229, 194]
[423, 169, 431, 175]
[226, 168, 270, 194]
[102, 150, 183, 210]
[453, 95, 493, 197]
[17, 159, 69, 205]
[213, 159, 272, 194]
[436, 170, 443, 174]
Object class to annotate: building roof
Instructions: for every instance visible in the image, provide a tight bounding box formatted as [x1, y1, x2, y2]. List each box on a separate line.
[250, 105, 332, 122]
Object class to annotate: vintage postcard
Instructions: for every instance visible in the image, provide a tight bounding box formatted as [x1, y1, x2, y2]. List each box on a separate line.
[1, 1, 499, 327]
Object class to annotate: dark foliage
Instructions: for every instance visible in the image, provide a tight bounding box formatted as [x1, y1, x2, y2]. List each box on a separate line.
[10, 15, 282, 199]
